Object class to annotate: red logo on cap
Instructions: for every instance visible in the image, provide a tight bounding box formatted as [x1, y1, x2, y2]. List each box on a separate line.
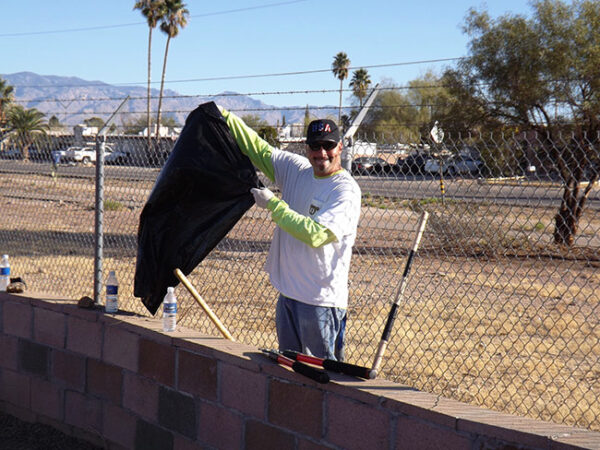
[323, 124, 331, 132]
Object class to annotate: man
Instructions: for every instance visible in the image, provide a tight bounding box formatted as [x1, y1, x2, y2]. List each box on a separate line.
[220, 107, 361, 360]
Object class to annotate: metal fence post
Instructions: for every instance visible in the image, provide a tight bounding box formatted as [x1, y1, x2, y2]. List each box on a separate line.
[93, 97, 129, 305]
[93, 137, 105, 305]
[430, 122, 446, 205]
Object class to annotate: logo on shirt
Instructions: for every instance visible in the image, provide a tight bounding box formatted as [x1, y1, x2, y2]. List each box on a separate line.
[309, 203, 321, 215]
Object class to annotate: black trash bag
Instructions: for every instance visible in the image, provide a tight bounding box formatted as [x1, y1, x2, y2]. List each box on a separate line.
[134, 101, 262, 315]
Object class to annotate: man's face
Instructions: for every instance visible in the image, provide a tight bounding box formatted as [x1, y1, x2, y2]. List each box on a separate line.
[306, 140, 342, 177]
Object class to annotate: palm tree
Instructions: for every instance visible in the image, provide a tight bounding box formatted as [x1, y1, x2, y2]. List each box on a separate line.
[6, 106, 47, 161]
[0, 78, 14, 129]
[349, 68, 371, 107]
[134, 0, 167, 148]
[331, 52, 350, 126]
[156, 0, 189, 138]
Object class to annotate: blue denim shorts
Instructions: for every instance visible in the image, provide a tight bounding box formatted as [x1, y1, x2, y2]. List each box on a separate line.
[275, 293, 347, 361]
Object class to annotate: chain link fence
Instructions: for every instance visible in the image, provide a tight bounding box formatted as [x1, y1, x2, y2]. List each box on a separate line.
[0, 126, 598, 432]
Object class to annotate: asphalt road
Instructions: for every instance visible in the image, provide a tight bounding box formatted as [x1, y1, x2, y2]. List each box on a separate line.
[355, 175, 600, 209]
[1, 159, 598, 210]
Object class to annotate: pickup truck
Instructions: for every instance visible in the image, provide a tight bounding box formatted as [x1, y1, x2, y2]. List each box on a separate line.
[64, 145, 113, 164]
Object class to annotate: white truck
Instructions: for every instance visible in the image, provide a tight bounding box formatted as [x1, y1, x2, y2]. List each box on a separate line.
[64, 145, 113, 164]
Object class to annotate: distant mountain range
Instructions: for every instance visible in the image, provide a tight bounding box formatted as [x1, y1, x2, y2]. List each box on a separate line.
[1, 72, 336, 127]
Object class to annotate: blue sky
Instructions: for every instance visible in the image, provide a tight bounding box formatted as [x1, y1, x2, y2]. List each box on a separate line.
[2, 1, 535, 108]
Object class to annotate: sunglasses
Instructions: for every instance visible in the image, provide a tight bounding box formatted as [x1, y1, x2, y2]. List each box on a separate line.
[308, 141, 338, 151]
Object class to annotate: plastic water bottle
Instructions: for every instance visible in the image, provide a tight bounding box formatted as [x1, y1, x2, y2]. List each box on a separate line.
[0, 255, 10, 292]
[105, 270, 119, 313]
[162, 287, 177, 332]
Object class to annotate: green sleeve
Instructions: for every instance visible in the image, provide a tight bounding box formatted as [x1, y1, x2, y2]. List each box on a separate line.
[266, 197, 337, 248]
[220, 107, 275, 182]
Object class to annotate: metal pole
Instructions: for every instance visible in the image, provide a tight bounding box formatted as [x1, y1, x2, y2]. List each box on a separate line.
[93, 97, 130, 305]
[342, 84, 380, 172]
[429, 122, 445, 206]
[93, 137, 105, 305]
[438, 151, 446, 206]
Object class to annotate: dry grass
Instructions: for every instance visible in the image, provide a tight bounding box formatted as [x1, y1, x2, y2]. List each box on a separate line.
[1, 170, 599, 431]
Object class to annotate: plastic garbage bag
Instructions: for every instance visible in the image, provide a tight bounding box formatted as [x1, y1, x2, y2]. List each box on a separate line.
[134, 101, 261, 315]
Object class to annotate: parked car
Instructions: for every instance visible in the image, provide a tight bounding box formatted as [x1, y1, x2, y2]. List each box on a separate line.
[105, 150, 131, 165]
[28, 149, 50, 161]
[394, 153, 430, 175]
[424, 154, 484, 176]
[64, 145, 113, 164]
[0, 148, 22, 159]
[63, 146, 86, 163]
[351, 156, 391, 175]
[445, 155, 484, 175]
[423, 157, 448, 174]
[51, 149, 67, 164]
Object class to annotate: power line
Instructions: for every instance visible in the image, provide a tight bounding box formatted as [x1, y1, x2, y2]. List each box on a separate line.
[13, 76, 590, 109]
[13, 89, 330, 104]
[36, 98, 582, 128]
[10, 86, 434, 105]
[145, 58, 462, 84]
[0, 0, 308, 37]
[0, 21, 141, 37]
[17, 76, 579, 105]
[7, 57, 462, 89]
[31, 103, 479, 117]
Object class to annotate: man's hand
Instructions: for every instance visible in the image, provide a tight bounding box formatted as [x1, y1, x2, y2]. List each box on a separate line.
[250, 187, 274, 208]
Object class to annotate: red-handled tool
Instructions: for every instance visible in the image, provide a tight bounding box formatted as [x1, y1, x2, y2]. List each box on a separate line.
[260, 349, 330, 384]
[282, 350, 372, 379]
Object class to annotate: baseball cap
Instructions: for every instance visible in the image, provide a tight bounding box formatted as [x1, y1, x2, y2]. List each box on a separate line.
[306, 119, 340, 145]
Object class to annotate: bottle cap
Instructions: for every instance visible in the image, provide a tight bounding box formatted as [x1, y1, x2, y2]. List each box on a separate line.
[167, 287, 174, 293]
[109, 270, 116, 276]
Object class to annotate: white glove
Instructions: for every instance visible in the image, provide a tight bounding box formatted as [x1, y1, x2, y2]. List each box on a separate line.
[250, 187, 274, 209]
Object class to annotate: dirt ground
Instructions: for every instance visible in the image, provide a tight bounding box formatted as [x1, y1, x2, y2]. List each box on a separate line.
[0, 412, 101, 450]
[1, 170, 599, 432]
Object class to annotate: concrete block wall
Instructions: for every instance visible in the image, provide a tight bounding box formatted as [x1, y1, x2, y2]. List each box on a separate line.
[1, 292, 599, 450]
